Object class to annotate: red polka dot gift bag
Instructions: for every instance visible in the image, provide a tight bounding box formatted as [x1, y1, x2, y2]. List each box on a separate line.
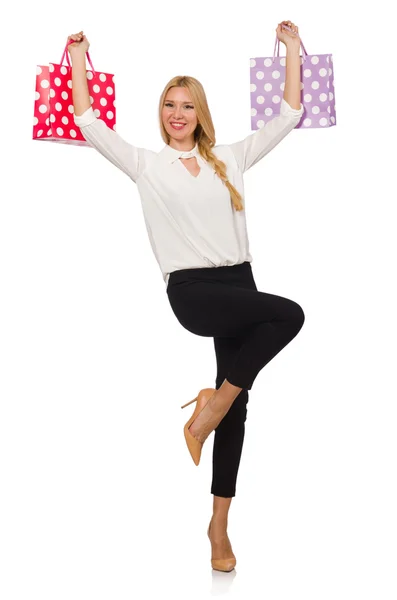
[33, 40, 116, 146]
[250, 26, 336, 130]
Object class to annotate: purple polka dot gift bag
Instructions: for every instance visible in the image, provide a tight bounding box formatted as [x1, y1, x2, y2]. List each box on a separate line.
[33, 40, 116, 146]
[250, 28, 336, 129]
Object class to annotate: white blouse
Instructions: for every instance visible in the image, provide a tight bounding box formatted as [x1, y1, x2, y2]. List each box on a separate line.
[73, 98, 304, 288]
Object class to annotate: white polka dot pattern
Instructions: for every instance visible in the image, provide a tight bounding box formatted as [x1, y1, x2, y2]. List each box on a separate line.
[250, 53, 336, 129]
[33, 61, 116, 145]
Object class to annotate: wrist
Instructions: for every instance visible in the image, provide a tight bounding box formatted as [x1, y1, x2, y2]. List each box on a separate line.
[285, 41, 301, 53]
[69, 47, 87, 59]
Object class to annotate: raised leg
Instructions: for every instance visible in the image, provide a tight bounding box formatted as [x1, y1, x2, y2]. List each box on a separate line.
[188, 378, 243, 443]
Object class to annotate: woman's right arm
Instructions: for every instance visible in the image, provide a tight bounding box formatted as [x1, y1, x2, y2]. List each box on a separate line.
[227, 98, 304, 174]
[71, 50, 91, 116]
[69, 37, 153, 183]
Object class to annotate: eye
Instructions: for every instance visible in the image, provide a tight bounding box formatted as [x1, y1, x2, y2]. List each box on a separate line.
[165, 103, 193, 109]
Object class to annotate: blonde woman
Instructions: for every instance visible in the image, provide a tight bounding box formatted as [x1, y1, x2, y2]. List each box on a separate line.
[68, 20, 305, 572]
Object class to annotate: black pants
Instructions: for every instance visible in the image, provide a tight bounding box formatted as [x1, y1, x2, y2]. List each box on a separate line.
[166, 261, 305, 498]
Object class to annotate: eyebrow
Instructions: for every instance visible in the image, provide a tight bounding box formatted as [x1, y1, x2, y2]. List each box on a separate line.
[165, 100, 194, 103]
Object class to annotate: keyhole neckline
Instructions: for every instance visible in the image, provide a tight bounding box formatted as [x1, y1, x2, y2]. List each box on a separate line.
[178, 156, 202, 179]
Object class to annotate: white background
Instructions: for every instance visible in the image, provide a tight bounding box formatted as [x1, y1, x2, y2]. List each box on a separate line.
[1, 0, 396, 598]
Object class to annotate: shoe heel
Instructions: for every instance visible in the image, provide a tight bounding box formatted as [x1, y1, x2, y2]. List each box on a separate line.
[182, 388, 217, 466]
[181, 397, 198, 409]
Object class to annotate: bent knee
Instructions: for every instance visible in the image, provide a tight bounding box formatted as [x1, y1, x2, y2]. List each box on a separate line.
[289, 300, 305, 330]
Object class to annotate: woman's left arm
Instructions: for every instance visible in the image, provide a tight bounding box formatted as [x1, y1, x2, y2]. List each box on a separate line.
[227, 21, 304, 173]
[282, 21, 303, 110]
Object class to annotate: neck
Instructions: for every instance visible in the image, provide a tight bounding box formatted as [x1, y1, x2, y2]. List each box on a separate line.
[168, 140, 196, 151]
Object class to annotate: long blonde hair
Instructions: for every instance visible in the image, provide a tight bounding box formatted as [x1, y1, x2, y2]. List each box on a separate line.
[158, 76, 244, 212]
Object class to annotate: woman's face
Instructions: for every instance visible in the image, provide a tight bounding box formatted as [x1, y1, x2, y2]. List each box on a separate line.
[162, 87, 198, 148]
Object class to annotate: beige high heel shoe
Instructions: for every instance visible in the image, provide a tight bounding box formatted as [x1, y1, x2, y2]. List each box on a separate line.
[181, 388, 217, 465]
[207, 517, 237, 572]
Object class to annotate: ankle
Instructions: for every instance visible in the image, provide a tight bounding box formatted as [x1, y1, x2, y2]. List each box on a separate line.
[210, 388, 237, 414]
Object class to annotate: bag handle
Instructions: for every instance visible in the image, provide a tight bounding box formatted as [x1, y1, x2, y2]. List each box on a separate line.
[60, 39, 96, 74]
[272, 23, 308, 63]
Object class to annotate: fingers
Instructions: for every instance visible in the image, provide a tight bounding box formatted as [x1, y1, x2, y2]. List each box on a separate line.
[68, 31, 84, 42]
[277, 21, 299, 35]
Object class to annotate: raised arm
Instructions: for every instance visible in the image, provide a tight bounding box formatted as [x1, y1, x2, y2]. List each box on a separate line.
[228, 98, 303, 174]
[229, 23, 304, 173]
[68, 32, 154, 183]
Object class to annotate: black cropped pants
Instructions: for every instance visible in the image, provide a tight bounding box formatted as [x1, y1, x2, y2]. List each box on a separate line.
[166, 261, 305, 498]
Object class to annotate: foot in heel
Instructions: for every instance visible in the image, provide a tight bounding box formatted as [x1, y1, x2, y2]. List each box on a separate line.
[207, 516, 236, 572]
[188, 389, 223, 444]
[182, 388, 216, 465]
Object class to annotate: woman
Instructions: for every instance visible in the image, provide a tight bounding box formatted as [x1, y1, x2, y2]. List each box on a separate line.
[68, 20, 305, 572]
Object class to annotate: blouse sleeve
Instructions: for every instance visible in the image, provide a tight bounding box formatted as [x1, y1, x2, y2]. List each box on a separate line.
[227, 98, 304, 174]
[73, 107, 155, 183]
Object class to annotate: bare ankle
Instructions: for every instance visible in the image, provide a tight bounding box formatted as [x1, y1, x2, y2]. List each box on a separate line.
[212, 381, 242, 410]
